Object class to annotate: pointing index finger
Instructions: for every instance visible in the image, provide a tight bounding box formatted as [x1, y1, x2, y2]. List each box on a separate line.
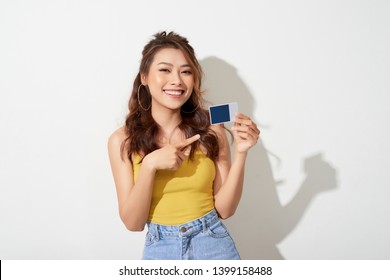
[175, 134, 201, 150]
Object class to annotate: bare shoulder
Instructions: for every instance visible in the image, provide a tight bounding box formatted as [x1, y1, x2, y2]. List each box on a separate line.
[210, 124, 229, 142]
[108, 126, 127, 147]
[210, 124, 232, 156]
[210, 124, 225, 135]
[107, 126, 129, 160]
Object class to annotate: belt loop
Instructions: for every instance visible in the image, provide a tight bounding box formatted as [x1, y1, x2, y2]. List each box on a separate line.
[154, 223, 160, 241]
[201, 217, 207, 232]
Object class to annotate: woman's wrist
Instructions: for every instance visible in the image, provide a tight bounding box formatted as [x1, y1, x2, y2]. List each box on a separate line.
[141, 154, 157, 173]
[233, 149, 248, 160]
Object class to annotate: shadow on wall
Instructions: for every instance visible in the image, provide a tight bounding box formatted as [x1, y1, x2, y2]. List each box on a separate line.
[200, 57, 338, 259]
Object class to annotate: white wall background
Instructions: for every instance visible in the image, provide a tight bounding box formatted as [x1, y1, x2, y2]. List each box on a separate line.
[1, 0, 389, 259]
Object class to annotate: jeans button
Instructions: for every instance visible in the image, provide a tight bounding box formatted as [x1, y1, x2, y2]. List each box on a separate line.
[180, 227, 187, 233]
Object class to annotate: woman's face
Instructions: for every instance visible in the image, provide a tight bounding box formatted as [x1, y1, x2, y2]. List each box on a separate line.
[142, 48, 195, 112]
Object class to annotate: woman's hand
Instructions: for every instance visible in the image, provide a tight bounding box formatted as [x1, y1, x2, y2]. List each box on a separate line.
[231, 113, 260, 154]
[143, 134, 200, 171]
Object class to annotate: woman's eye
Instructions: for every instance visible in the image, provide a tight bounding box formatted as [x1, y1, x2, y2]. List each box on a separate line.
[159, 68, 170, 72]
[182, 70, 192, 75]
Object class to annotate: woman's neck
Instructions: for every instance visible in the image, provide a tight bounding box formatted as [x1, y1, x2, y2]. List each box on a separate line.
[151, 106, 182, 137]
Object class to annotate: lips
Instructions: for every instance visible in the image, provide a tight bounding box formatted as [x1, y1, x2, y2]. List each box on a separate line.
[163, 90, 185, 96]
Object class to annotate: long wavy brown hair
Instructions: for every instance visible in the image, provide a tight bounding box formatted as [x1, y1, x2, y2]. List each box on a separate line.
[121, 31, 219, 163]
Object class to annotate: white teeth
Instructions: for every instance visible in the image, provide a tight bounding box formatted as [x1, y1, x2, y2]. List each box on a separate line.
[164, 90, 183, 96]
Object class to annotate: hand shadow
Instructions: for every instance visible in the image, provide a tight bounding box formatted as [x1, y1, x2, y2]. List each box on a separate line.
[200, 57, 338, 259]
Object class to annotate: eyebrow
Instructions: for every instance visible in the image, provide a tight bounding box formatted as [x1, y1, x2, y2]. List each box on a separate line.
[157, 62, 191, 68]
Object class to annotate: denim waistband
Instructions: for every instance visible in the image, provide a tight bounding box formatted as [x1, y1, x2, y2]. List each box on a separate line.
[147, 209, 219, 238]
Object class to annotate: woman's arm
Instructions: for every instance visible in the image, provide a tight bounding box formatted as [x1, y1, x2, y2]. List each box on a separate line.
[212, 113, 260, 219]
[108, 128, 201, 231]
[107, 127, 156, 231]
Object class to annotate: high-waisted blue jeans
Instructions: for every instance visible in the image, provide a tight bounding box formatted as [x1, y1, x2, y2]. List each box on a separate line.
[142, 209, 240, 260]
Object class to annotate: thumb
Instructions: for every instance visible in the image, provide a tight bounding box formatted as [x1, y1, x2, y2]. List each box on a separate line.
[183, 146, 191, 157]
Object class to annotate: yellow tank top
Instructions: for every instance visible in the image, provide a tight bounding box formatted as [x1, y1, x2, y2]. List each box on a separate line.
[133, 150, 216, 225]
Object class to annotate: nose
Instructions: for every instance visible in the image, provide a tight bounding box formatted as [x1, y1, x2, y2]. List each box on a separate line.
[170, 71, 182, 85]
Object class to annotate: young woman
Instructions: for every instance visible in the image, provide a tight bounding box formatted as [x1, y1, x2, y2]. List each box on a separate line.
[108, 31, 260, 260]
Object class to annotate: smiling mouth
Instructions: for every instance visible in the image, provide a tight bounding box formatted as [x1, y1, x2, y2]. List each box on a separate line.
[163, 90, 185, 96]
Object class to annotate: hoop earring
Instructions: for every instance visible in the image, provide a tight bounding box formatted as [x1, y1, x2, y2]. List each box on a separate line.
[137, 84, 151, 111]
[181, 101, 200, 114]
